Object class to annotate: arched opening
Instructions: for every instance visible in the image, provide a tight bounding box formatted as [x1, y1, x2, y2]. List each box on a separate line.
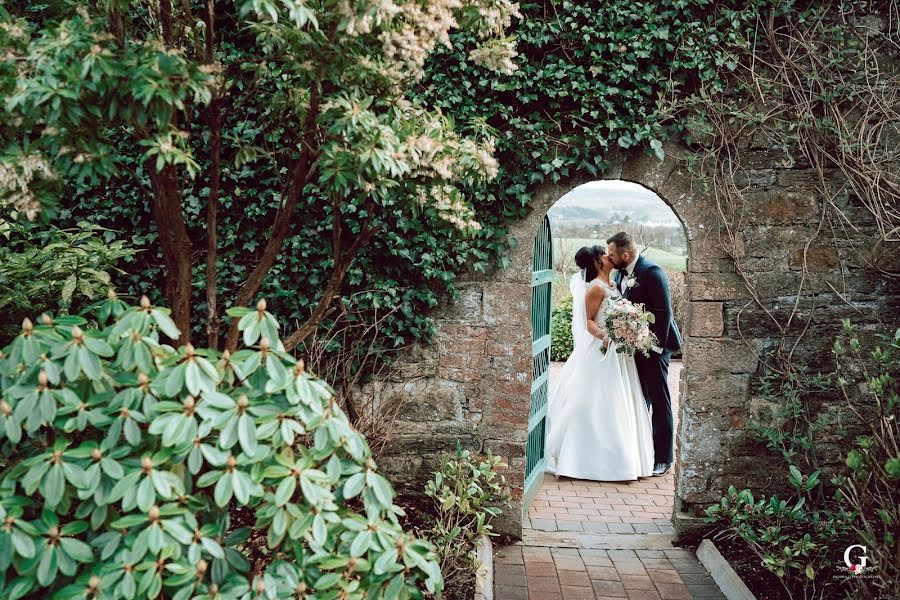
[523, 180, 689, 536]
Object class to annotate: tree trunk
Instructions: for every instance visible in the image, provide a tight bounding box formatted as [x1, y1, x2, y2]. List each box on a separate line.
[147, 164, 193, 346]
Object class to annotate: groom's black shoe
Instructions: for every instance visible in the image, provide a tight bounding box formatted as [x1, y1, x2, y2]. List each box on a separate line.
[652, 463, 671, 476]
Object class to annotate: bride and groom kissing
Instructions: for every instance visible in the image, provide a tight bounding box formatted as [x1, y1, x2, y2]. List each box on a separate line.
[546, 231, 682, 481]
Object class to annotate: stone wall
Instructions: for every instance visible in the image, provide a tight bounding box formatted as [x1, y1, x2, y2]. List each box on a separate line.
[367, 143, 900, 539]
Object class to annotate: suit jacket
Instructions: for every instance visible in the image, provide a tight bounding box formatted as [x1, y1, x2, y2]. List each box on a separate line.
[615, 255, 682, 353]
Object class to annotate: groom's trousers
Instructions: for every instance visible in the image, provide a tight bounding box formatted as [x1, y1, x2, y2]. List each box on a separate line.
[635, 350, 674, 464]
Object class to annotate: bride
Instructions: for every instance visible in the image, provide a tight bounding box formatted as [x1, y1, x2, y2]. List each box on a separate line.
[545, 245, 655, 481]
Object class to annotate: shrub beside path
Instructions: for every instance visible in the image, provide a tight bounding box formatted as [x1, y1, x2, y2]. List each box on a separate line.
[494, 361, 726, 599]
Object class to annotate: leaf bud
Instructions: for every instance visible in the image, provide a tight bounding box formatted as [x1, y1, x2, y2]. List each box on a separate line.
[22, 318, 33, 333]
[141, 456, 154, 472]
[138, 372, 149, 386]
[48, 526, 59, 539]
[183, 396, 196, 411]
[92, 448, 102, 461]
[71, 325, 84, 340]
[259, 337, 270, 351]
[0, 401, 11, 416]
[88, 575, 101, 590]
[226, 455, 237, 471]
[41, 313, 52, 325]
[255, 579, 266, 594]
[222, 349, 231, 360]
[237, 394, 249, 410]
[148, 505, 160, 521]
[38, 370, 49, 387]
[185, 343, 195, 357]
[140, 295, 151, 309]
[256, 298, 267, 312]
[196, 559, 208, 576]
[294, 359, 305, 376]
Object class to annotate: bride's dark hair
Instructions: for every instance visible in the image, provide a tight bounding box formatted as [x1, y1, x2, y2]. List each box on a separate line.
[574, 245, 605, 281]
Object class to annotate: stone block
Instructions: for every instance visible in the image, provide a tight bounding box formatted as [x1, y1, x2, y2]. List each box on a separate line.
[683, 338, 760, 374]
[790, 244, 840, 270]
[732, 169, 776, 187]
[483, 283, 532, 325]
[743, 189, 817, 225]
[689, 272, 751, 301]
[688, 302, 724, 337]
[439, 284, 484, 323]
[684, 372, 751, 408]
[383, 379, 466, 424]
[688, 258, 735, 273]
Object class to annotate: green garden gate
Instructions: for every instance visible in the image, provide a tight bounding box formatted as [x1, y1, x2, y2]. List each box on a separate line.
[524, 215, 553, 515]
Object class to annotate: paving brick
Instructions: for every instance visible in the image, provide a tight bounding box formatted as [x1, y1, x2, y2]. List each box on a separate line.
[647, 569, 683, 585]
[555, 520, 584, 531]
[550, 547, 581, 557]
[669, 560, 707, 575]
[557, 570, 591, 587]
[583, 555, 615, 568]
[685, 584, 727, 598]
[560, 585, 595, 600]
[608, 523, 636, 533]
[587, 566, 620, 580]
[494, 585, 529, 600]
[620, 574, 656, 590]
[607, 550, 638, 560]
[525, 562, 558, 577]
[552, 556, 585, 571]
[654, 583, 692, 600]
[592, 579, 628, 597]
[526, 576, 561, 593]
[583, 521, 611, 533]
[625, 590, 662, 600]
[530, 518, 557, 531]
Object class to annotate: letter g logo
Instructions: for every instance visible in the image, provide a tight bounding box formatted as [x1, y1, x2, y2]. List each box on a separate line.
[843, 544, 868, 573]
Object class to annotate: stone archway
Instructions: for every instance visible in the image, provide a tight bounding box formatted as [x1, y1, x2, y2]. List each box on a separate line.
[374, 145, 766, 539]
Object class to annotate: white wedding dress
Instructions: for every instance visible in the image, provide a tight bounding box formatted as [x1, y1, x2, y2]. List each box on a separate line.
[544, 274, 655, 481]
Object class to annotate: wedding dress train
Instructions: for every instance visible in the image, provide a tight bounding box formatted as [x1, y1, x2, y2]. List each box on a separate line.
[544, 276, 655, 481]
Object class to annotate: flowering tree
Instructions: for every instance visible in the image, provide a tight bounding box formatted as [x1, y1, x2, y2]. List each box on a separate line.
[0, 0, 519, 349]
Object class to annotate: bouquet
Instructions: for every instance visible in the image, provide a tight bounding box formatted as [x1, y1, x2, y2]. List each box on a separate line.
[601, 296, 658, 357]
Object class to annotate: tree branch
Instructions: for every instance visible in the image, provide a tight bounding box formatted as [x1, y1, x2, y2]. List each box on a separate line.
[203, 0, 222, 349]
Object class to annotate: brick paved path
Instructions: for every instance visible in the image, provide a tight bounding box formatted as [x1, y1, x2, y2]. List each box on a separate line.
[494, 546, 725, 600]
[493, 361, 725, 599]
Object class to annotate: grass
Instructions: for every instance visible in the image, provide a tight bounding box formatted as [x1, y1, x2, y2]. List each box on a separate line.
[554, 238, 687, 271]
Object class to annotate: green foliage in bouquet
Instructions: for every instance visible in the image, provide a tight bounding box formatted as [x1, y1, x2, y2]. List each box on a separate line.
[0, 296, 442, 599]
[549, 295, 574, 362]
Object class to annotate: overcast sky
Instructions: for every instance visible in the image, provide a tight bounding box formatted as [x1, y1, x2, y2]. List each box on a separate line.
[548, 180, 681, 226]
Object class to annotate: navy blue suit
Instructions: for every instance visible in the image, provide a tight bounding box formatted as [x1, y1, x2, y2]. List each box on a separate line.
[616, 256, 682, 464]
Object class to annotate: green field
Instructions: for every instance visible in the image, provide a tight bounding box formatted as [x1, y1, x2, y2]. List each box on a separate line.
[555, 238, 687, 271]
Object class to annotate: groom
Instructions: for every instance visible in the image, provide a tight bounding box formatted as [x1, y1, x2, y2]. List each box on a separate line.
[607, 232, 683, 476]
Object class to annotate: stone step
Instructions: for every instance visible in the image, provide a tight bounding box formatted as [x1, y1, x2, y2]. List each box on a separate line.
[519, 528, 678, 550]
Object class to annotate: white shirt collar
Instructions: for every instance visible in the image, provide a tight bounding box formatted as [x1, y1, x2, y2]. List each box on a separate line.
[625, 253, 640, 275]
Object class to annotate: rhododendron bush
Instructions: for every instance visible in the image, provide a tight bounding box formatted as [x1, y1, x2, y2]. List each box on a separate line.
[0, 294, 442, 599]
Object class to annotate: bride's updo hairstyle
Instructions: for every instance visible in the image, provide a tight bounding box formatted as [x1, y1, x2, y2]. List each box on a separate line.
[575, 245, 605, 281]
